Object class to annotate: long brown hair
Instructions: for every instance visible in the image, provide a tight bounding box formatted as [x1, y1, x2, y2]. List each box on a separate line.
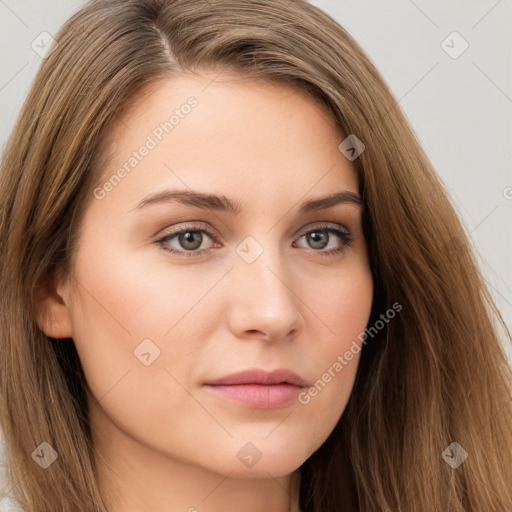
[1, 1, 511, 510]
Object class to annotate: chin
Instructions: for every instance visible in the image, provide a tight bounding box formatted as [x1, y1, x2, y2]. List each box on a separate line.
[225, 459, 303, 480]
[208, 438, 310, 478]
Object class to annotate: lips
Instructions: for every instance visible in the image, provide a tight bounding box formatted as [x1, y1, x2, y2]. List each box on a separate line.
[203, 368, 309, 409]
[203, 368, 308, 387]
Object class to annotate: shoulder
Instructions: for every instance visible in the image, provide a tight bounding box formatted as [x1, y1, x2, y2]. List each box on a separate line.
[0, 436, 23, 511]
[0, 496, 23, 512]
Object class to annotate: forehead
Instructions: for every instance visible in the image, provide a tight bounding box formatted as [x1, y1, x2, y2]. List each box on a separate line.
[91, 72, 359, 214]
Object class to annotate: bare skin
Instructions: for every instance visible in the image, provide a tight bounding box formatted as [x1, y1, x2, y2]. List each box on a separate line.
[35, 71, 373, 512]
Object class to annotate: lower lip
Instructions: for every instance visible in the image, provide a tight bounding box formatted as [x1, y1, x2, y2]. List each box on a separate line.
[203, 383, 304, 409]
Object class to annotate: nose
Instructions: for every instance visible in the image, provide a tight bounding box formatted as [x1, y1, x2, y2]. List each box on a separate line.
[227, 247, 305, 342]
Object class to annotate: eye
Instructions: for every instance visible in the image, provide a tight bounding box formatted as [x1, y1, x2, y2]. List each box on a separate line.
[156, 222, 354, 259]
[156, 223, 218, 258]
[294, 224, 354, 256]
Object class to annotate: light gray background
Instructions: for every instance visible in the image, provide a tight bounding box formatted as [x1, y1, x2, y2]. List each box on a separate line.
[1, 0, 511, 363]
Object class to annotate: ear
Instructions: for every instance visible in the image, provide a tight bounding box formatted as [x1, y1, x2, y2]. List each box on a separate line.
[33, 269, 74, 339]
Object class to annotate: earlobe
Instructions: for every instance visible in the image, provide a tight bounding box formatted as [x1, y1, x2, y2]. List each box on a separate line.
[33, 272, 74, 339]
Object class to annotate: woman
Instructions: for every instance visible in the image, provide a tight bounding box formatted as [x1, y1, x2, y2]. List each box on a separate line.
[1, 0, 511, 511]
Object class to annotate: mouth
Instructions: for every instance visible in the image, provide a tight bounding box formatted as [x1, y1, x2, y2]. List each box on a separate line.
[202, 368, 308, 409]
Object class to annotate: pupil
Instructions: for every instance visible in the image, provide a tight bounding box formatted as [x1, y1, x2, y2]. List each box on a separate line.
[308, 231, 327, 249]
[180, 231, 202, 250]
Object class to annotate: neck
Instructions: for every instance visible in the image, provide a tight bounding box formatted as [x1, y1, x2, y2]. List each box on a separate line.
[90, 399, 302, 512]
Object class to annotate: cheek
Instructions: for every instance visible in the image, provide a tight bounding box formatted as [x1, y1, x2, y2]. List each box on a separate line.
[67, 252, 211, 456]
[67, 241, 227, 421]
[293, 262, 373, 431]
[70, 237, 217, 342]
[304, 258, 374, 344]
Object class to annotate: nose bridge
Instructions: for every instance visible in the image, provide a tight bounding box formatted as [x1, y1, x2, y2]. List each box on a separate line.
[229, 235, 304, 339]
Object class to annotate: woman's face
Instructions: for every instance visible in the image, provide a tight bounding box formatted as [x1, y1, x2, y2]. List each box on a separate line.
[45, 72, 373, 479]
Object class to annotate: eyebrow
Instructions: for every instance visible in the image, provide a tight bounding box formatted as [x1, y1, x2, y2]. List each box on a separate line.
[134, 189, 363, 214]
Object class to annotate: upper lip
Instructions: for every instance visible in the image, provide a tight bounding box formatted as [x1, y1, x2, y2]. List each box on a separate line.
[204, 368, 308, 387]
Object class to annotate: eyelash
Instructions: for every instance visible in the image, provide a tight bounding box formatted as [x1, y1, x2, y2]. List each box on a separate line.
[155, 222, 354, 259]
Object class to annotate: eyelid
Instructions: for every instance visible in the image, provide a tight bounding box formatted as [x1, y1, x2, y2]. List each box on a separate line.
[156, 221, 218, 240]
[295, 221, 350, 238]
[155, 220, 354, 257]
[156, 221, 350, 242]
